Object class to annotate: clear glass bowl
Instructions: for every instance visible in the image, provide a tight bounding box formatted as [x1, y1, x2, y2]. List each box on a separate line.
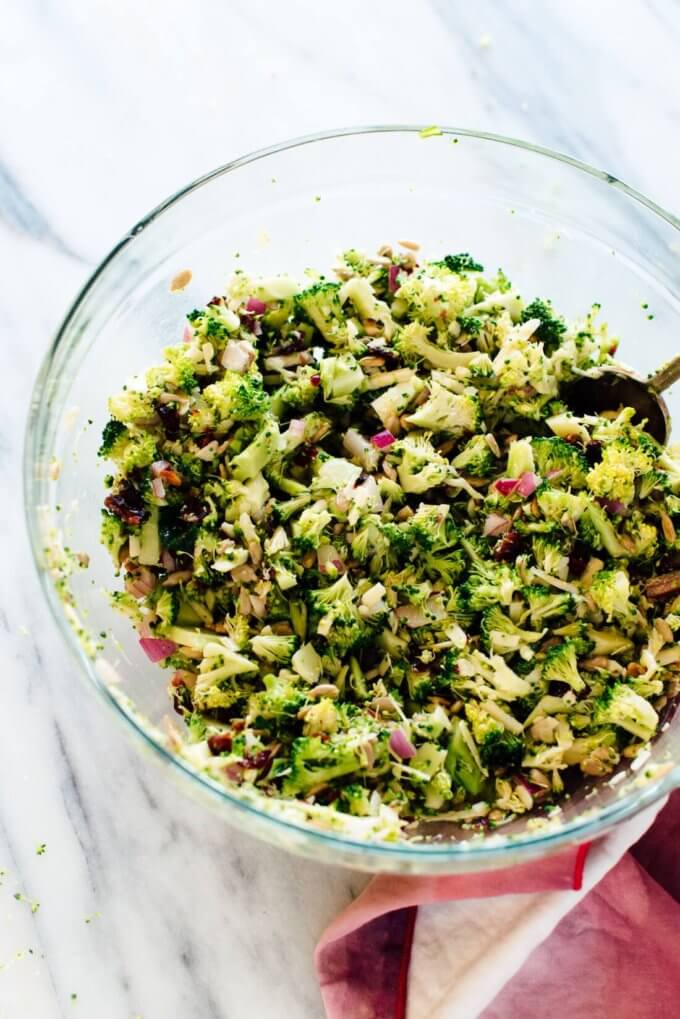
[25, 126, 680, 873]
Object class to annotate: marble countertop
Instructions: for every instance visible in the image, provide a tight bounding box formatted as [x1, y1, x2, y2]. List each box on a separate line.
[1, 2, 678, 1016]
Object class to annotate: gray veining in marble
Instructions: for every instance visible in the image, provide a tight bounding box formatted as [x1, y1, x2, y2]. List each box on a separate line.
[1, 1, 678, 1016]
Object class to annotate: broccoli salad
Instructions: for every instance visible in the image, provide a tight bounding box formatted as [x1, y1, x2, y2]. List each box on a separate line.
[99, 243, 680, 840]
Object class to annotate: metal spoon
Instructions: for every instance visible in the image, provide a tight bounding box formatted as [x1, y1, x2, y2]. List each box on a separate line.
[564, 354, 680, 445]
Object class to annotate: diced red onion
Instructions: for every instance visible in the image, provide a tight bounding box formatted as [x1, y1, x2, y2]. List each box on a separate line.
[151, 477, 165, 499]
[494, 477, 520, 496]
[388, 265, 401, 293]
[515, 471, 540, 498]
[139, 637, 177, 663]
[182, 324, 193, 344]
[371, 429, 396, 449]
[483, 513, 512, 537]
[245, 297, 267, 315]
[288, 418, 306, 440]
[151, 460, 171, 477]
[389, 728, 416, 759]
[601, 498, 627, 516]
[546, 468, 564, 481]
[224, 763, 246, 783]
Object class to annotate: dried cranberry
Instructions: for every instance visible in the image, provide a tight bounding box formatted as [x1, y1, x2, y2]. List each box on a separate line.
[195, 430, 216, 449]
[242, 749, 274, 777]
[104, 481, 148, 525]
[310, 374, 321, 386]
[493, 530, 522, 561]
[207, 296, 223, 307]
[584, 441, 603, 466]
[207, 732, 233, 755]
[231, 719, 246, 732]
[275, 332, 307, 354]
[568, 541, 591, 578]
[549, 680, 571, 697]
[178, 497, 208, 524]
[294, 443, 318, 467]
[157, 402, 180, 439]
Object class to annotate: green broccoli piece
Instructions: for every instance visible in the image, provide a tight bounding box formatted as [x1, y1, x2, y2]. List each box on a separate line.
[100, 511, 127, 567]
[270, 551, 301, 591]
[308, 574, 370, 655]
[351, 515, 392, 575]
[247, 672, 308, 729]
[230, 418, 280, 482]
[291, 503, 332, 551]
[394, 265, 478, 328]
[531, 437, 589, 488]
[480, 605, 544, 656]
[404, 381, 480, 436]
[187, 302, 240, 340]
[445, 718, 487, 797]
[585, 626, 634, 657]
[589, 569, 635, 623]
[339, 784, 372, 816]
[405, 504, 450, 550]
[271, 365, 320, 414]
[479, 729, 523, 769]
[463, 562, 520, 612]
[452, 435, 497, 477]
[108, 430, 158, 474]
[203, 371, 269, 423]
[153, 589, 179, 628]
[282, 735, 366, 795]
[370, 375, 426, 429]
[522, 585, 573, 626]
[164, 347, 199, 393]
[587, 439, 655, 505]
[531, 534, 570, 577]
[536, 486, 589, 522]
[295, 282, 348, 346]
[98, 418, 127, 457]
[505, 437, 535, 479]
[521, 298, 566, 353]
[593, 683, 659, 742]
[389, 433, 451, 494]
[271, 493, 313, 524]
[249, 633, 299, 663]
[319, 353, 365, 406]
[394, 322, 480, 370]
[434, 253, 484, 273]
[108, 389, 156, 425]
[541, 640, 586, 693]
[579, 504, 629, 558]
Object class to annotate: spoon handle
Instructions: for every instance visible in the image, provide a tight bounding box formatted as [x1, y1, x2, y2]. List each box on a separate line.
[649, 354, 680, 394]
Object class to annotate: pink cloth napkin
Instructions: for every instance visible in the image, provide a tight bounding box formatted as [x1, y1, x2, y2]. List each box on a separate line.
[316, 791, 680, 1019]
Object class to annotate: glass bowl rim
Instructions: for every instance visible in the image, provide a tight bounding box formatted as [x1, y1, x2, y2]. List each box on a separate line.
[24, 124, 680, 866]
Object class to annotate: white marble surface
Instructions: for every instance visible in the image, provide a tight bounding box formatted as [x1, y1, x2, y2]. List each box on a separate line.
[1, 1, 678, 1016]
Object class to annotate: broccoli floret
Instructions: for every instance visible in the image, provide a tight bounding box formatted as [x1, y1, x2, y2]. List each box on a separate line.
[541, 640, 586, 693]
[589, 569, 635, 623]
[351, 515, 392, 575]
[193, 652, 259, 711]
[405, 381, 480, 436]
[249, 633, 299, 663]
[394, 264, 478, 327]
[621, 515, 658, 562]
[465, 701, 502, 744]
[339, 784, 372, 816]
[530, 534, 570, 578]
[463, 561, 520, 612]
[271, 365, 320, 414]
[445, 718, 486, 796]
[319, 353, 365, 406]
[291, 503, 332, 551]
[452, 435, 497, 477]
[340, 275, 394, 336]
[230, 418, 280, 482]
[593, 683, 659, 742]
[585, 626, 634, 657]
[308, 575, 370, 655]
[270, 552, 300, 591]
[203, 371, 269, 423]
[587, 439, 655, 505]
[536, 487, 589, 523]
[282, 735, 366, 795]
[295, 282, 348, 346]
[521, 299, 566, 354]
[480, 605, 544, 656]
[389, 433, 451, 494]
[108, 430, 158, 474]
[370, 375, 426, 429]
[98, 418, 127, 457]
[187, 302, 240, 340]
[532, 437, 589, 488]
[248, 672, 307, 729]
[163, 347, 199, 393]
[153, 589, 179, 628]
[578, 504, 629, 558]
[479, 729, 523, 769]
[434, 253, 484, 274]
[405, 503, 450, 550]
[395, 322, 480, 370]
[108, 389, 156, 425]
[100, 511, 127, 567]
[506, 437, 535, 479]
[522, 585, 573, 626]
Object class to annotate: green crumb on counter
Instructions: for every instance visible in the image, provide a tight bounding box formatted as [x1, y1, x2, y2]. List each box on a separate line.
[36, 843, 46, 856]
[419, 125, 442, 138]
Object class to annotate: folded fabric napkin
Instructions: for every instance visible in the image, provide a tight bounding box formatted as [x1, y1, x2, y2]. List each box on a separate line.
[316, 792, 679, 1019]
